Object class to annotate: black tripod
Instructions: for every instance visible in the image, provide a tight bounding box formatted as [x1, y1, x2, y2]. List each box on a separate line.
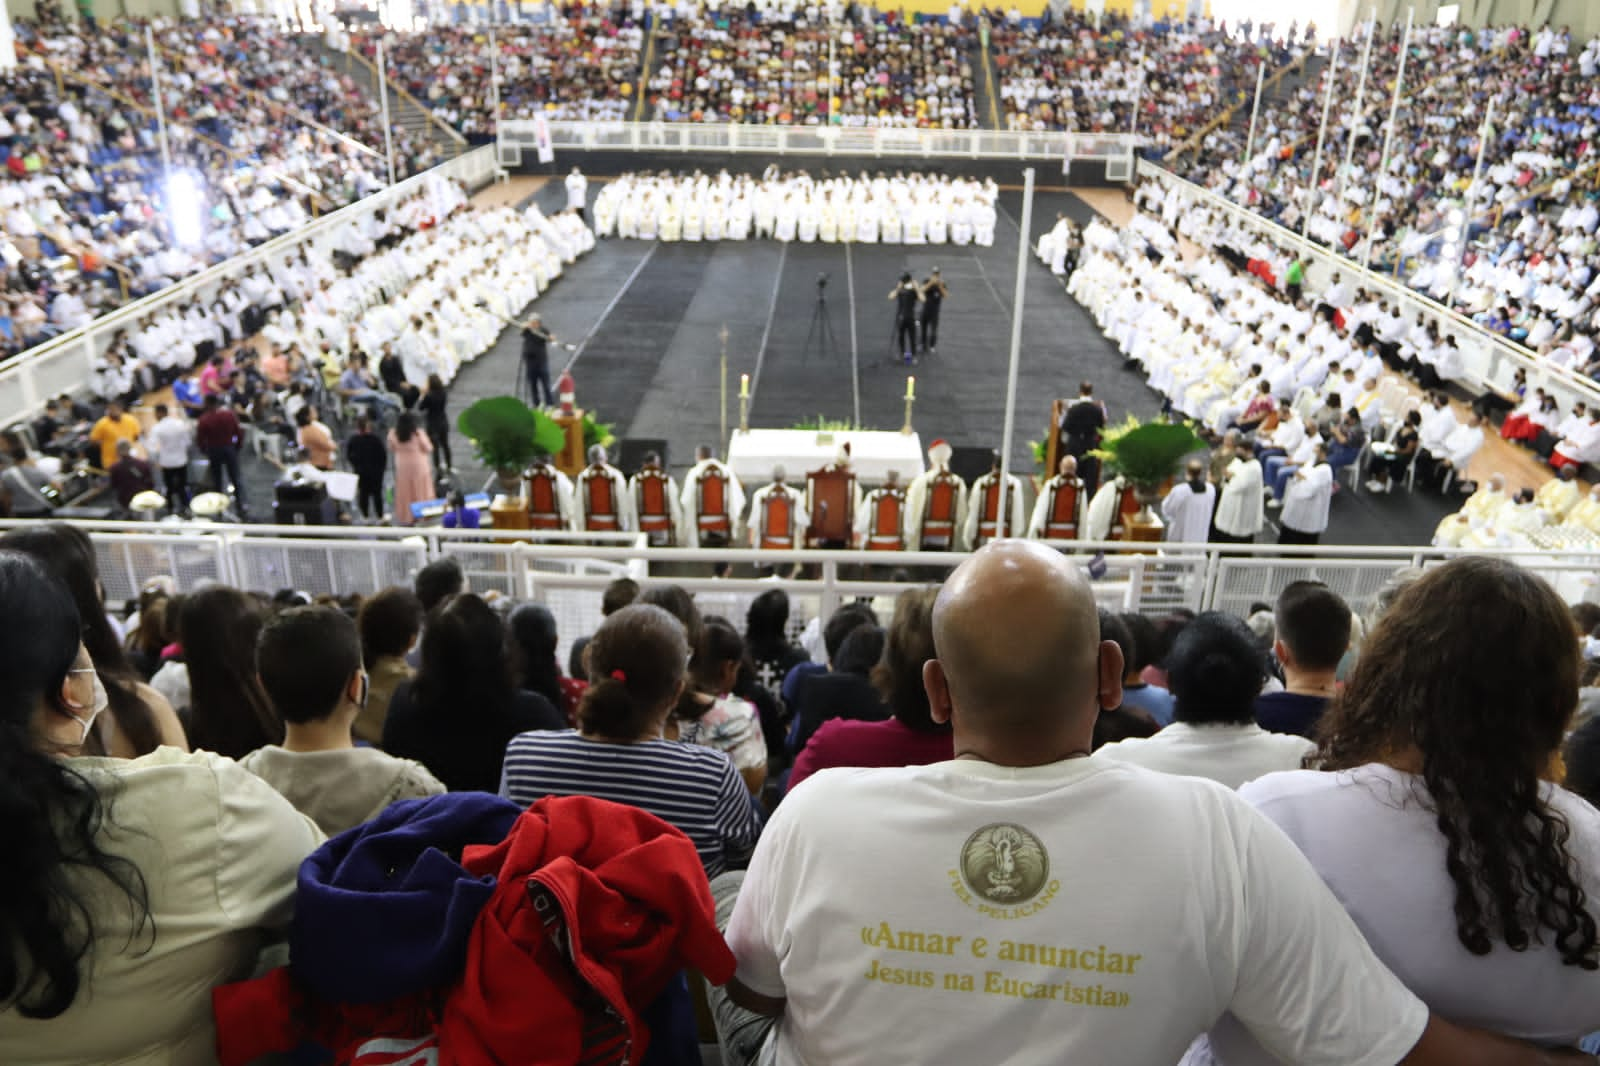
[802, 275, 839, 362]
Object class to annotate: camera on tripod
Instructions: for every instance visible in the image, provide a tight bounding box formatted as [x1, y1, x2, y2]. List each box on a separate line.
[817, 272, 829, 292]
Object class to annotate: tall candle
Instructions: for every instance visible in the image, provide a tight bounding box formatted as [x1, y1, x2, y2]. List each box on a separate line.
[740, 373, 750, 398]
[905, 375, 916, 400]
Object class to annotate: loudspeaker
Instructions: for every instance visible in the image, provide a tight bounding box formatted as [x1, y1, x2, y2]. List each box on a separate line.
[273, 479, 336, 526]
[949, 446, 997, 486]
[616, 438, 669, 475]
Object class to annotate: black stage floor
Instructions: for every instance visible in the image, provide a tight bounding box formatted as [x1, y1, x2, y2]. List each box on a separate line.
[239, 178, 1456, 547]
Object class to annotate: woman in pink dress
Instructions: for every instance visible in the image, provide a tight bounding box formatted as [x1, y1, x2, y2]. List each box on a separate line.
[388, 412, 434, 527]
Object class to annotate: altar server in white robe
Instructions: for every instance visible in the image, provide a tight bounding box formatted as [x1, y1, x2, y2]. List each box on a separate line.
[904, 439, 967, 550]
[774, 196, 799, 243]
[961, 456, 1026, 547]
[1278, 443, 1335, 545]
[749, 465, 809, 549]
[680, 445, 747, 547]
[573, 445, 636, 532]
[1160, 460, 1218, 543]
[1213, 439, 1265, 543]
[1083, 473, 1126, 542]
[565, 167, 589, 221]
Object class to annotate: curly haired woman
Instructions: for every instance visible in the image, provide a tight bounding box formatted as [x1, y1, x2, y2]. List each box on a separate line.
[1188, 556, 1600, 1065]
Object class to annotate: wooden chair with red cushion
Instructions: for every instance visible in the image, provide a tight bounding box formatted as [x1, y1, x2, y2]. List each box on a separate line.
[865, 488, 906, 550]
[805, 466, 856, 547]
[1043, 479, 1081, 541]
[693, 466, 731, 543]
[920, 472, 962, 550]
[975, 477, 1012, 546]
[527, 467, 564, 530]
[759, 487, 796, 549]
[635, 469, 676, 546]
[579, 468, 619, 532]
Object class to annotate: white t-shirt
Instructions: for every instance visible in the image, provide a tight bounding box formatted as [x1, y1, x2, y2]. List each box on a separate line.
[1093, 722, 1315, 790]
[725, 758, 1428, 1066]
[1188, 765, 1600, 1065]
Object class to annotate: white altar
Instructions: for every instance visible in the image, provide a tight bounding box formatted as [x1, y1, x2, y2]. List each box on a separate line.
[727, 429, 925, 486]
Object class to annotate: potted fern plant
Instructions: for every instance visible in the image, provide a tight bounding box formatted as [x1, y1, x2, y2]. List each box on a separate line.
[1091, 416, 1208, 522]
[458, 396, 567, 496]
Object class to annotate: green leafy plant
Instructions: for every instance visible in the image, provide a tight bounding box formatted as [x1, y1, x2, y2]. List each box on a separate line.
[457, 396, 566, 475]
[1090, 416, 1207, 492]
[791, 414, 863, 432]
[581, 413, 615, 452]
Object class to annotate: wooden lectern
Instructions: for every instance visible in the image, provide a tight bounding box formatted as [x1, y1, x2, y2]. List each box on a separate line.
[553, 410, 587, 477]
[1045, 399, 1067, 483]
[806, 467, 857, 547]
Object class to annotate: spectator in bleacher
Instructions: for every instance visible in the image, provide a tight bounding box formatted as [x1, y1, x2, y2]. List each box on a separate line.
[719, 540, 1529, 1063]
[175, 586, 281, 759]
[353, 586, 423, 746]
[567, 576, 641, 682]
[242, 605, 443, 836]
[675, 618, 768, 795]
[780, 601, 877, 717]
[0, 447, 57, 518]
[388, 411, 434, 528]
[789, 622, 888, 756]
[508, 603, 583, 723]
[789, 588, 949, 790]
[384, 593, 564, 792]
[0, 550, 321, 1064]
[122, 589, 170, 681]
[1096, 611, 1314, 788]
[500, 602, 761, 878]
[195, 394, 246, 515]
[1564, 716, 1600, 808]
[1254, 581, 1350, 739]
[107, 438, 155, 512]
[1090, 609, 1160, 750]
[345, 415, 388, 523]
[87, 399, 140, 471]
[294, 404, 337, 473]
[745, 588, 809, 704]
[1192, 556, 1600, 1063]
[1116, 611, 1175, 727]
[0, 522, 186, 757]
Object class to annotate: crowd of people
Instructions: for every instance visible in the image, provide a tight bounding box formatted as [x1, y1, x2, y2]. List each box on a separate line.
[593, 166, 998, 243]
[991, 10, 1300, 157]
[2, 518, 1599, 1061]
[1183, 21, 1600, 358]
[645, 3, 977, 127]
[0, 13, 438, 360]
[350, 8, 647, 134]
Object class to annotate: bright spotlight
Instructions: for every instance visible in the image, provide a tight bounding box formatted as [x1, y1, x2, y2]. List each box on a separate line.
[165, 170, 205, 249]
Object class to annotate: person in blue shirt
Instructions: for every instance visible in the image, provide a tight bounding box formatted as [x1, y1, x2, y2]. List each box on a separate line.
[441, 491, 481, 530]
[1118, 611, 1175, 727]
[1254, 580, 1352, 739]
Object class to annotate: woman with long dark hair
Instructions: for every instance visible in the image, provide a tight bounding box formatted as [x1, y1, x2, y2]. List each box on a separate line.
[181, 587, 282, 759]
[384, 594, 564, 791]
[418, 373, 452, 476]
[388, 411, 434, 528]
[507, 603, 582, 720]
[1191, 557, 1600, 1064]
[0, 551, 320, 1062]
[789, 588, 950, 790]
[0, 523, 186, 756]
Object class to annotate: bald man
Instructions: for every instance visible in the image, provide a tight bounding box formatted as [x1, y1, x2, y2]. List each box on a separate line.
[718, 541, 1589, 1066]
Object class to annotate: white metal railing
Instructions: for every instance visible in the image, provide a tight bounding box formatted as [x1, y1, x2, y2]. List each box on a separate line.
[1136, 160, 1600, 415]
[498, 120, 1138, 167]
[0, 146, 502, 428]
[13, 520, 1600, 635]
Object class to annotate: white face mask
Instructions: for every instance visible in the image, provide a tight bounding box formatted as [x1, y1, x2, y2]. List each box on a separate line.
[64, 667, 109, 746]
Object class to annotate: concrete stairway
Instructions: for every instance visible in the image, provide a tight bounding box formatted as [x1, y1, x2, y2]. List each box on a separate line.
[303, 37, 467, 168]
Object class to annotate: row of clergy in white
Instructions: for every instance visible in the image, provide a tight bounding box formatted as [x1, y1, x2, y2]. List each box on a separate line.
[261, 207, 595, 389]
[1434, 468, 1600, 550]
[531, 441, 1257, 548]
[593, 171, 999, 246]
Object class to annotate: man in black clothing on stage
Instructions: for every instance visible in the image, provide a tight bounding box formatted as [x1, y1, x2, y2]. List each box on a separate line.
[888, 272, 921, 365]
[919, 268, 948, 355]
[521, 313, 558, 406]
[1061, 381, 1109, 497]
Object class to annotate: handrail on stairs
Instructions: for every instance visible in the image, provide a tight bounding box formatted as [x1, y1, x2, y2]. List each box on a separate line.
[344, 44, 470, 152]
[149, 35, 385, 162]
[32, 47, 334, 209]
[1163, 50, 1307, 165]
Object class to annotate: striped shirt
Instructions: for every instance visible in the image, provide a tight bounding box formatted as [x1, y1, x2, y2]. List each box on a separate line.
[499, 730, 760, 877]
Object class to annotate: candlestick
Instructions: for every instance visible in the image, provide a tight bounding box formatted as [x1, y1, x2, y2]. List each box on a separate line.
[740, 373, 750, 399]
[902, 394, 915, 435]
[740, 395, 750, 434]
[905, 375, 915, 400]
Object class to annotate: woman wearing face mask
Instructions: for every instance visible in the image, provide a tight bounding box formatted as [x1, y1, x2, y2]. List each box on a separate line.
[0, 551, 323, 1065]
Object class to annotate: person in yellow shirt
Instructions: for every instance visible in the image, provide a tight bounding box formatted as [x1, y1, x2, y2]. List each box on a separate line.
[87, 400, 142, 470]
[1534, 464, 1583, 523]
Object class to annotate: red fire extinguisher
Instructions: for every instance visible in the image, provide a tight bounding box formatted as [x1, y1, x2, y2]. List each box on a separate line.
[557, 369, 576, 418]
